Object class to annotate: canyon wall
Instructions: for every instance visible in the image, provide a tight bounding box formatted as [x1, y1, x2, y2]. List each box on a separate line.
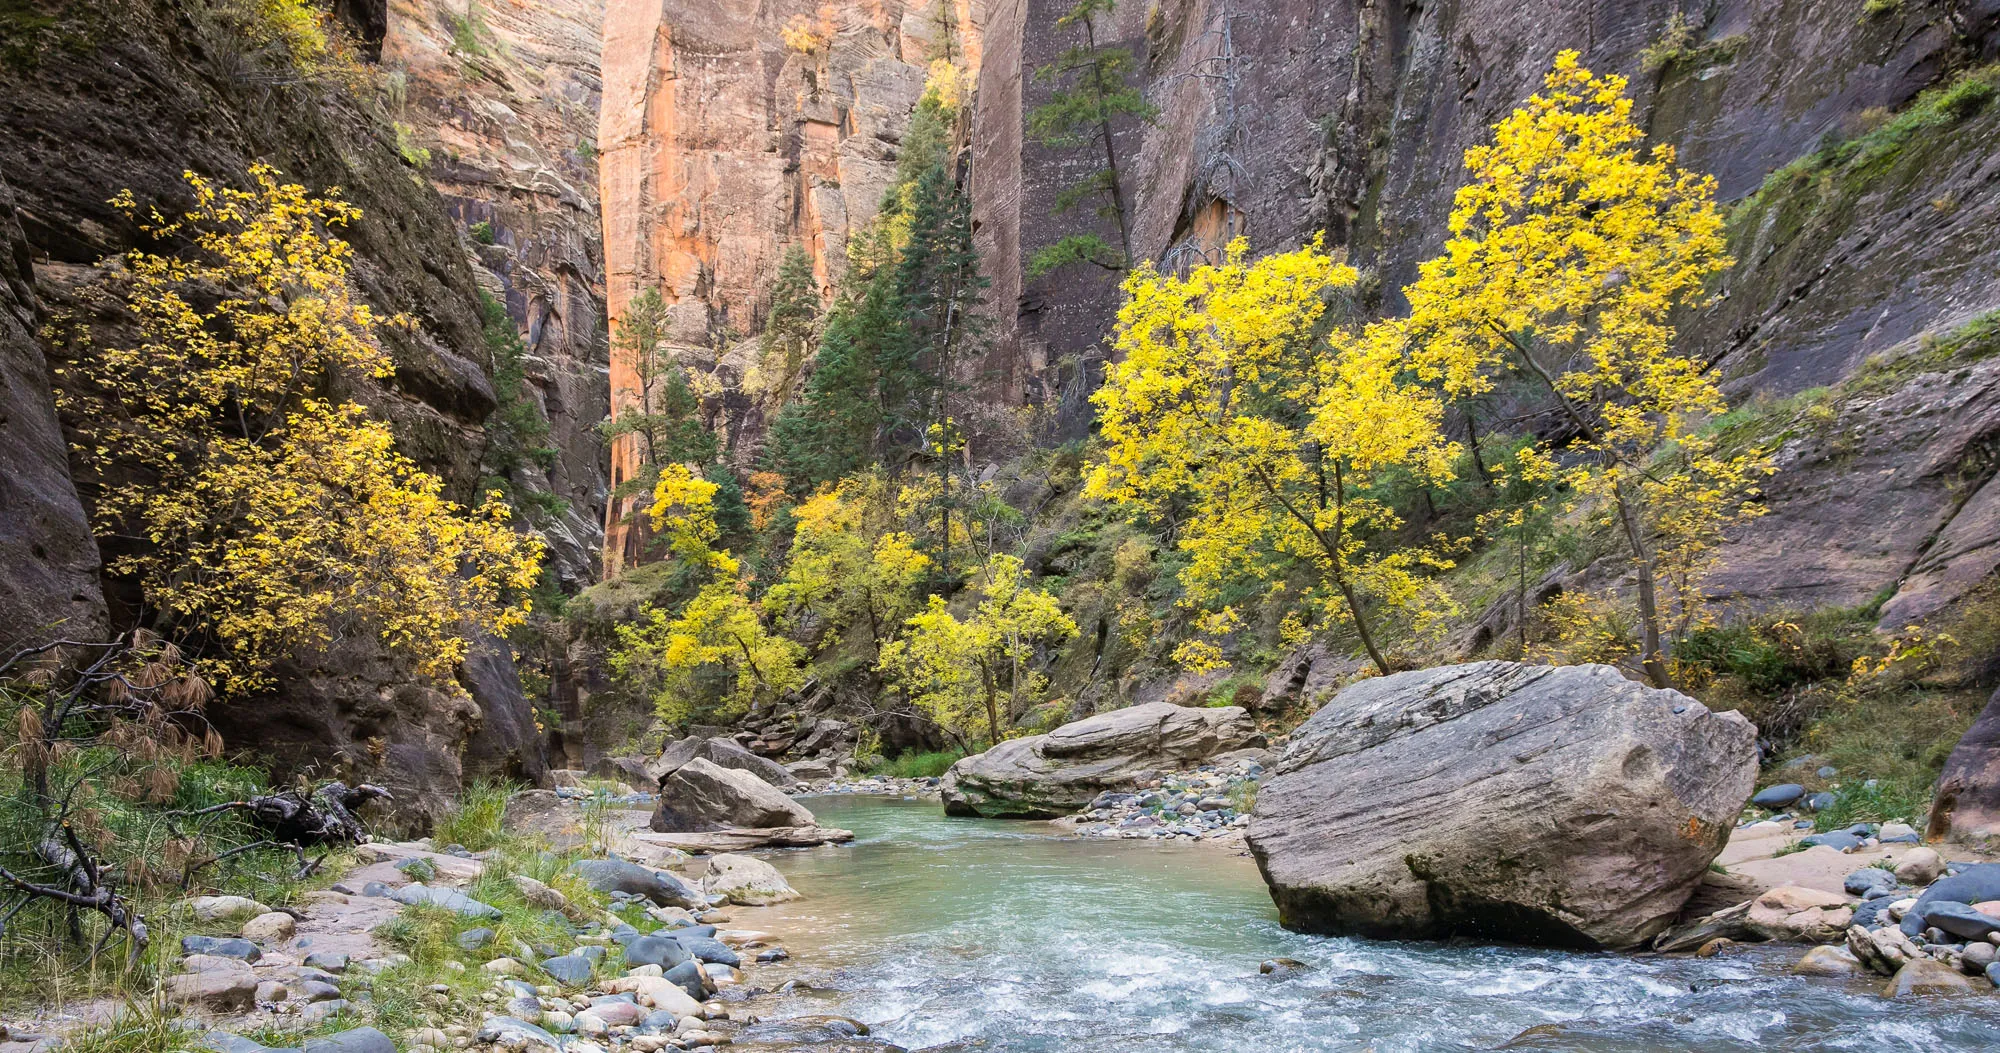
[0, 0, 620, 819]
[597, 0, 983, 568]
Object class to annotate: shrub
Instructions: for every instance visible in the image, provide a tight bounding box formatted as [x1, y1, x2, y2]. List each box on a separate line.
[431, 782, 515, 852]
[871, 749, 964, 779]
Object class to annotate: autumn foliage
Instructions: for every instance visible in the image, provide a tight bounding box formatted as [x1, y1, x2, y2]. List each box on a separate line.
[65, 166, 543, 690]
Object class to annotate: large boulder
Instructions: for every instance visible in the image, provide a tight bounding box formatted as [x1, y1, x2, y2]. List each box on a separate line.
[649, 736, 800, 790]
[1247, 662, 1758, 950]
[1927, 685, 2000, 843]
[652, 758, 816, 832]
[940, 702, 1263, 818]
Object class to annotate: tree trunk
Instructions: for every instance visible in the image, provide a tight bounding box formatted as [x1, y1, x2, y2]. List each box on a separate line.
[980, 662, 1001, 746]
[1613, 485, 1672, 689]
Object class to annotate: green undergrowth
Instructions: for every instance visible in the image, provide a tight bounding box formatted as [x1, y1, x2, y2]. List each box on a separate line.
[0, 695, 356, 1012]
[869, 749, 964, 779]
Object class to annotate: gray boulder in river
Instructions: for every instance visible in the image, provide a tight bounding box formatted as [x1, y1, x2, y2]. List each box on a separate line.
[648, 735, 800, 790]
[652, 757, 817, 832]
[941, 702, 1263, 818]
[1247, 662, 1757, 950]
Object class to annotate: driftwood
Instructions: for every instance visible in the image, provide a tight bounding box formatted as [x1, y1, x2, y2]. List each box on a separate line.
[170, 782, 391, 885]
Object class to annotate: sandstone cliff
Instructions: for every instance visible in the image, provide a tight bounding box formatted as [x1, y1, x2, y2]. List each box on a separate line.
[597, 0, 984, 566]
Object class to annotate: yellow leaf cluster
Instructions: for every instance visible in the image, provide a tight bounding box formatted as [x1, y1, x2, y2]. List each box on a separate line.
[766, 475, 930, 649]
[877, 554, 1076, 744]
[611, 581, 806, 727]
[70, 166, 543, 691]
[1088, 238, 1460, 674]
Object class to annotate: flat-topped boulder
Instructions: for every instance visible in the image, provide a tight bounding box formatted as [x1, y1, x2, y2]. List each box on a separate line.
[650, 735, 799, 789]
[940, 702, 1263, 818]
[652, 757, 815, 831]
[1247, 661, 1757, 950]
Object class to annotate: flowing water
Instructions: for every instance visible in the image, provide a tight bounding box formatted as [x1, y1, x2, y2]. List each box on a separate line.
[737, 795, 2000, 1052]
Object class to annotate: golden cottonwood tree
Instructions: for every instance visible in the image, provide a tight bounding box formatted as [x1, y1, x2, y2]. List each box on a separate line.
[1087, 239, 1460, 676]
[66, 166, 543, 690]
[877, 554, 1075, 746]
[611, 463, 805, 726]
[764, 475, 931, 651]
[1379, 50, 1764, 687]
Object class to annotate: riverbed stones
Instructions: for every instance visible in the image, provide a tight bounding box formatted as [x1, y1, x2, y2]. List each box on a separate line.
[241, 911, 296, 942]
[191, 895, 271, 924]
[165, 960, 258, 1011]
[941, 702, 1263, 818]
[652, 758, 817, 831]
[1900, 864, 2000, 936]
[624, 934, 691, 970]
[183, 935, 261, 962]
[1845, 868, 1898, 897]
[1247, 662, 1758, 950]
[1752, 784, 1807, 809]
[390, 883, 501, 918]
[1792, 945, 1867, 977]
[1919, 901, 2000, 941]
[703, 853, 799, 905]
[539, 954, 593, 985]
[301, 1027, 395, 1053]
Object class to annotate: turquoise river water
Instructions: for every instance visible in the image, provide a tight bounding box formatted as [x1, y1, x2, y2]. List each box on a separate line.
[736, 795, 2000, 1051]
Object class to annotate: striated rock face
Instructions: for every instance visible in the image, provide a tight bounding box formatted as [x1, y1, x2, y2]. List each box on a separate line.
[597, 0, 982, 566]
[941, 701, 1262, 818]
[384, 0, 612, 592]
[1247, 662, 1758, 950]
[0, 173, 104, 651]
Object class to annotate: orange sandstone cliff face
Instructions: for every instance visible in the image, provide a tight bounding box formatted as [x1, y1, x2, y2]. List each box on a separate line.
[598, 0, 983, 570]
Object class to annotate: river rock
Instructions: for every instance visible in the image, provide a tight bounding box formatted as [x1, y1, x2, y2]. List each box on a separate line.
[1845, 868, 1898, 897]
[1745, 886, 1853, 943]
[540, 954, 593, 985]
[241, 911, 296, 942]
[1885, 958, 1977, 997]
[664, 959, 709, 998]
[650, 736, 799, 789]
[623, 934, 691, 970]
[703, 853, 799, 905]
[674, 933, 741, 966]
[1929, 685, 2000, 843]
[390, 883, 501, 918]
[1751, 784, 1807, 809]
[1919, 901, 2000, 941]
[786, 759, 836, 781]
[1247, 662, 1757, 950]
[190, 895, 272, 924]
[1893, 847, 1944, 885]
[602, 974, 704, 1016]
[182, 935, 261, 962]
[570, 858, 705, 908]
[477, 1016, 563, 1051]
[301, 1028, 395, 1053]
[1792, 945, 1866, 977]
[941, 702, 1263, 818]
[652, 758, 817, 831]
[165, 966, 258, 1011]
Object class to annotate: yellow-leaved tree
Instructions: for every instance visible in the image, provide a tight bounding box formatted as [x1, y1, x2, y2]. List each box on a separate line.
[877, 554, 1076, 746]
[1378, 50, 1765, 687]
[65, 166, 543, 690]
[1087, 239, 1461, 676]
[764, 474, 932, 653]
[610, 462, 805, 726]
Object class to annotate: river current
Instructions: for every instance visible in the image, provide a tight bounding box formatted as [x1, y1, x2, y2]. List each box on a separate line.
[737, 795, 2000, 1052]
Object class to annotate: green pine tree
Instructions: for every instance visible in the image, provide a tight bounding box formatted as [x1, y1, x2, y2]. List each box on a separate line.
[1026, 0, 1156, 278]
[604, 287, 718, 502]
[757, 246, 821, 407]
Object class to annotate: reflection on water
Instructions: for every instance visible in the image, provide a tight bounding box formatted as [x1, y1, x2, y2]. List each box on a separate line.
[741, 795, 2000, 1052]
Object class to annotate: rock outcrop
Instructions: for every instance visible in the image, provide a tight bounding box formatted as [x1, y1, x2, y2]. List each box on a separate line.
[1247, 662, 1758, 950]
[1928, 687, 2000, 844]
[941, 701, 1263, 818]
[650, 736, 800, 790]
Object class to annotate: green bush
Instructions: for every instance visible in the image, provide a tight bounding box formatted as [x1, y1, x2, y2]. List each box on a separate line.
[871, 749, 964, 779]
